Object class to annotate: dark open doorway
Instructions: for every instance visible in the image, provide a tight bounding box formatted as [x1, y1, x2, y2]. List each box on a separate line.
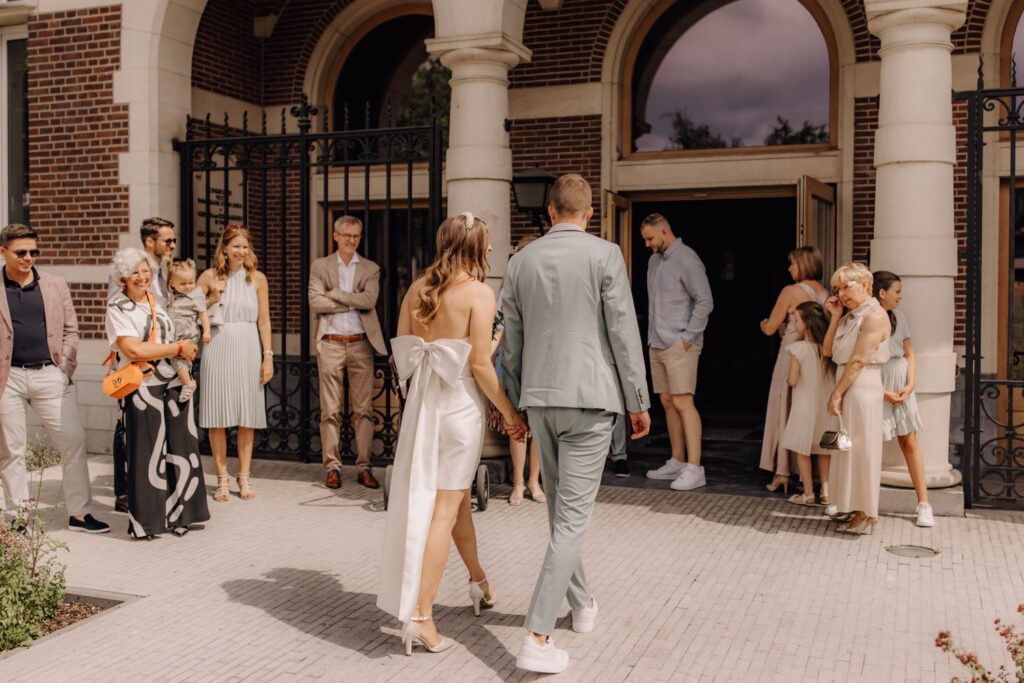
[630, 196, 796, 438]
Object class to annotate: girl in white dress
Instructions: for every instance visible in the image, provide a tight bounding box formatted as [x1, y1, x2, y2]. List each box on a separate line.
[873, 271, 933, 527]
[377, 213, 527, 655]
[782, 301, 834, 507]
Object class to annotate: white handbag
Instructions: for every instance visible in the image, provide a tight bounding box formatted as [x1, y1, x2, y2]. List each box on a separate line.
[819, 415, 852, 451]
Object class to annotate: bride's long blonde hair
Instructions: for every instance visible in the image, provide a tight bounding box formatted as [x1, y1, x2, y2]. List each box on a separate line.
[414, 212, 490, 325]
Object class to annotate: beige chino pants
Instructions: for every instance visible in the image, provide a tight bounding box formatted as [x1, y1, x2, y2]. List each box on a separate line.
[0, 365, 93, 517]
[317, 338, 375, 471]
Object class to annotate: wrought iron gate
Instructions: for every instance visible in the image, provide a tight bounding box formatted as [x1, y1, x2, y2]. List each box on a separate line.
[174, 96, 445, 462]
[958, 64, 1024, 509]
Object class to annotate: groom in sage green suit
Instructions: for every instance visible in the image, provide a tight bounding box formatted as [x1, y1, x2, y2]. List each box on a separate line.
[501, 173, 651, 674]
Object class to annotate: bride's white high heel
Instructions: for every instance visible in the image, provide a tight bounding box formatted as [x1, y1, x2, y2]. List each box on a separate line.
[469, 577, 496, 616]
[402, 616, 454, 655]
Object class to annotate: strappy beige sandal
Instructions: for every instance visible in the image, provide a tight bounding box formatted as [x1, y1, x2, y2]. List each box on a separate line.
[213, 475, 230, 502]
[237, 473, 256, 500]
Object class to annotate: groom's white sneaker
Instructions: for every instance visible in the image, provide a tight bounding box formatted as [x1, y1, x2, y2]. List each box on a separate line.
[572, 596, 598, 633]
[517, 634, 569, 674]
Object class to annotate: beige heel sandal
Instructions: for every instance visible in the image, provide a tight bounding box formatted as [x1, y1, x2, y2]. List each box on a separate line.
[213, 475, 230, 502]
[237, 473, 256, 500]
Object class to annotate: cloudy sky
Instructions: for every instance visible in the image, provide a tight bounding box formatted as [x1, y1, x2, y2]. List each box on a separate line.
[636, 0, 830, 151]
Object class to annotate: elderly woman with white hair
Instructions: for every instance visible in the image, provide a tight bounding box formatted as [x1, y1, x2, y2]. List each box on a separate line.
[822, 262, 890, 535]
[106, 247, 209, 539]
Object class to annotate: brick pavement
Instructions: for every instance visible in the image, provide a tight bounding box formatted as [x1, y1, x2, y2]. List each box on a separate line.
[1, 455, 1022, 682]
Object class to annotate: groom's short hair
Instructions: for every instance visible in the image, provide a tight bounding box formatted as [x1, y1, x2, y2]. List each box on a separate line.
[549, 174, 592, 219]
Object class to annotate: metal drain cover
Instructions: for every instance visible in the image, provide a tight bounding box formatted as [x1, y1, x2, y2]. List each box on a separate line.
[885, 545, 939, 558]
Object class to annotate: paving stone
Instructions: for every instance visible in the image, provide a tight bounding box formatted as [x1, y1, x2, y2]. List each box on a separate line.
[0, 455, 1021, 681]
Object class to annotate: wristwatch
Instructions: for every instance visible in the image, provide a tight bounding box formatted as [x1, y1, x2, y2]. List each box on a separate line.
[262, 350, 274, 356]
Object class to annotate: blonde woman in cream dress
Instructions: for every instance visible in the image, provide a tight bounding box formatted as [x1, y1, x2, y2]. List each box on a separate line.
[822, 262, 890, 535]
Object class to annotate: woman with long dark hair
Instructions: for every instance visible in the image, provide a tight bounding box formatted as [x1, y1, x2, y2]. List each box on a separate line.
[377, 212, 527, 654]
[873, 270, 932, 527]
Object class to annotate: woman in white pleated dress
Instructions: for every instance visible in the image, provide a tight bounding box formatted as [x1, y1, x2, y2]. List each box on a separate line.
[197, 225, 273, 502]
[823, 262, 890, 535]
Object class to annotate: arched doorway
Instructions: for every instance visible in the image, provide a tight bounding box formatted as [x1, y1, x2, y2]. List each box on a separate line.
[605, 0, 847, 437]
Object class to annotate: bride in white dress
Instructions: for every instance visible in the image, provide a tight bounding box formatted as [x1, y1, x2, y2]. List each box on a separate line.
[377, 212, 527, 655]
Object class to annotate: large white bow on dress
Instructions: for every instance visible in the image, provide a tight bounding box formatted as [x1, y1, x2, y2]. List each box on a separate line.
[391, 335, 472, 390]
[377, 336, 472, 623]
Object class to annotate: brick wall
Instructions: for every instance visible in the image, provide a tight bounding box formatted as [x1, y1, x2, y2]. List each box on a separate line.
[191, 0, 260, 102]
[28, 5, 129, 337]
[851, 97, 877, 265]
[953, 99, 968, 346]
[508, 115, 602, 243]
[953, 0, 992, 54]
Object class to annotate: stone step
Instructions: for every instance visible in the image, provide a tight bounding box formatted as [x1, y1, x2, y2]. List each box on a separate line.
[879, 484, 964, 517]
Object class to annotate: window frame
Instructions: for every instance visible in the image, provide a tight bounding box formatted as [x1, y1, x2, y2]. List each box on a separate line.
[620, 0, 839, 160]
[0, 25, 27, 228]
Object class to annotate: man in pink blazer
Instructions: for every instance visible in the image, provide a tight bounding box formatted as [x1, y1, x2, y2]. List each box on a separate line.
[308, 216, 387, 490]
[0, 224, 108, 533]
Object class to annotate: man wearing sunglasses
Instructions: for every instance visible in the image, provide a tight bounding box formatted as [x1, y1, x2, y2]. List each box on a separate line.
[0, 224, 109, 533]
[139, 217, 176, 306]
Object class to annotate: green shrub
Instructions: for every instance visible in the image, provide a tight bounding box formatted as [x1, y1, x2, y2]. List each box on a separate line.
[0, 436, 67, 651]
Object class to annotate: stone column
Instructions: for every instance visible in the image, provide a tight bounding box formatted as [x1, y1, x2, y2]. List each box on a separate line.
[427, 0, 531, 282]
[866, 0, 967, 488]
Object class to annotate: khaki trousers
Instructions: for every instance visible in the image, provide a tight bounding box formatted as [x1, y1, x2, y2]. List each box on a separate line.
[317, 338, 375, 471]
[0, 365, 93, 517]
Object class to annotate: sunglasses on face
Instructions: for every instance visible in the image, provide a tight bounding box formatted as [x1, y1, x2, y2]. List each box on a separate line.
[337, 233, 361, 241]
[11, 249, 40, 259]
[161, 238, 177, 245]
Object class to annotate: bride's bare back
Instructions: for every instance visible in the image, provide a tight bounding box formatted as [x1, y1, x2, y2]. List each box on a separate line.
[398, 276, 492, 342]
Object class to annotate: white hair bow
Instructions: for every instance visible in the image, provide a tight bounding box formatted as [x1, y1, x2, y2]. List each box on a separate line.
[461, 211, 474, 230]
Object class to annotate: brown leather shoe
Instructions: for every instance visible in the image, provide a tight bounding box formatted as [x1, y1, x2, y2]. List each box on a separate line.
[357, 469, 380, 489]
[325, 469, 341, 489]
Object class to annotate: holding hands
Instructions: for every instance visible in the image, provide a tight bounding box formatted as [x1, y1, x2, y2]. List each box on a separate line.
[503, 411, 528, 443]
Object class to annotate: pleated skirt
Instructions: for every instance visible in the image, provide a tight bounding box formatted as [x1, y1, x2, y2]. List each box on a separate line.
[198, 321, 267, 429]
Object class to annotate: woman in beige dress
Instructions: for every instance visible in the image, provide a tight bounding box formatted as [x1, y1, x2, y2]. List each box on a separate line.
[822, 263, 891, 535]
[759, 246, 828, 493]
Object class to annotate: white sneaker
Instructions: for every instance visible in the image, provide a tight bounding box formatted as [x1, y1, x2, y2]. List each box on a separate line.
[669, 464, 706, 491]
[646, 458, 686, 480]
[572, 596, 598, 633]
[824, 505, 838, 518]
[915, 502, 935, 528]
[517, 634, 569, 674]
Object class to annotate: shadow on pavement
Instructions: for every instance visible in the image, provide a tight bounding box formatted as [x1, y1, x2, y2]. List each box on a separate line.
[221, 567, 543, 677]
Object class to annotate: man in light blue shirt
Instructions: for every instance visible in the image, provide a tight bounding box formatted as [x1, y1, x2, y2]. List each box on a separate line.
[640, 213, 713, 491]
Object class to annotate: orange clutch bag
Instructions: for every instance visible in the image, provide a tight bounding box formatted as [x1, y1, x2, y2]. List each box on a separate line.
[102, 358, 152, 399]
[103, 291, 158, 400]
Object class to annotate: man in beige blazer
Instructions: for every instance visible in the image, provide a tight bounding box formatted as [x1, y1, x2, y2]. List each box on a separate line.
[308, 215, 386, 489]
[0, 224, 108, 533]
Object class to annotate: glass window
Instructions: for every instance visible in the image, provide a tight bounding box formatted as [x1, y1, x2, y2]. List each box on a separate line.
[6, 38, 27, 225]
[631, 0, 830, 153]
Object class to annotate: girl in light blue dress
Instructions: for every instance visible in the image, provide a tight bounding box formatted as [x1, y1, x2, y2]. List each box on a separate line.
[873, 271, 933, 527]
